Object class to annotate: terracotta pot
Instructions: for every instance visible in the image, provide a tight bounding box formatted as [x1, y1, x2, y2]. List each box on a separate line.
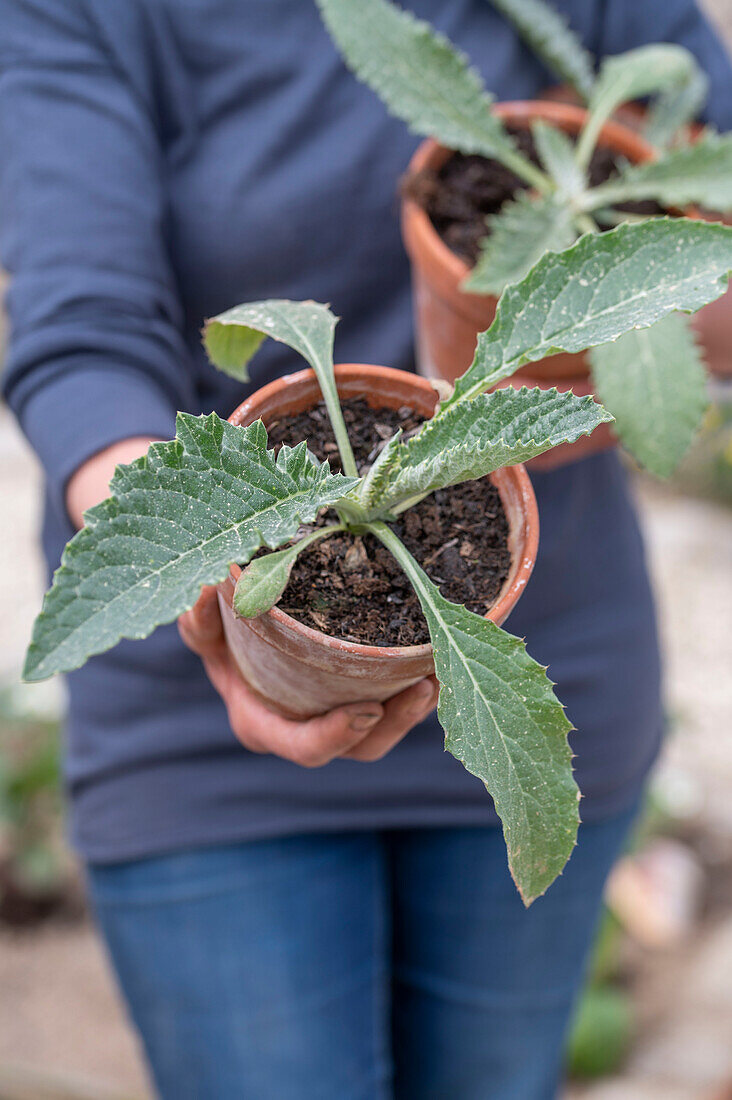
[541, 87, 732, 378]
[402, 101, 656, 388]
[216, 364, 539, 719]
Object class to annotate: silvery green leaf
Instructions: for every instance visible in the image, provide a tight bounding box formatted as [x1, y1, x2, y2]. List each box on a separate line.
[489, 0, 595, 102]
[531, 120, 585, 199]
[366, 386, 612, 512]
[582, 133, 732, 214]
[464, 192, 576, 296]
[372, 524, 578, 906]
[233, 527, 343, 618]
[23, 416, 358, 681]
[644, 67, 709, 149]
[578, 44, 700, 166]
[357, 428, 403, 507]
[204, 298, 337, 387]
[590, 313, 707, 477]
[316, 0, 544, 186]
[204, 298, 358, 477]
[445, 218, 732, 410]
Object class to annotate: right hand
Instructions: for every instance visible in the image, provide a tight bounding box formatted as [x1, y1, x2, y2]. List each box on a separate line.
[179, 586, 439, 768]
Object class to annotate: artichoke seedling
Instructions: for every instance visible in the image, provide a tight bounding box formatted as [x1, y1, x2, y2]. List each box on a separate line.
[317, 0, 732, 476]
[24, 221, 732, 902]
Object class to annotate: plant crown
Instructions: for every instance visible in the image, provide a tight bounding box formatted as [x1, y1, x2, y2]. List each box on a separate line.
[24, 220, 732, 903]
[317, 0, 732, 476]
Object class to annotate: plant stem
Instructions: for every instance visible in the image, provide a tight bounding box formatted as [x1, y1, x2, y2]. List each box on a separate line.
[318, 383, 359, 478]
[578, 182, 645, 213]
[499, 148, 554, 194]
[366, 520, 419, 576]
[592, 207, 649, 227]
[575, 107, 607, 173]
[294, 523, 347, 551]
[574, 211, 599, 235]
[390, 490, 431, 517]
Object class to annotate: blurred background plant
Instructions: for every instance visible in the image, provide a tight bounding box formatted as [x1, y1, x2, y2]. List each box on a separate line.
[0, 687, 82, 928]
[669, 387, 732, 504]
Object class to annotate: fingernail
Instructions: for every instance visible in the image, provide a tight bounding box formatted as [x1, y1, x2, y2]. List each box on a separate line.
[350, 710, 381, 732]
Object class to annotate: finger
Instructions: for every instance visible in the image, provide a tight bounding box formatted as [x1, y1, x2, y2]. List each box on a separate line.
[201, 657, 386, 766]
[264, 701, 387, 767]
[178, 585, 224, 657]
[343, 677, 439, 762]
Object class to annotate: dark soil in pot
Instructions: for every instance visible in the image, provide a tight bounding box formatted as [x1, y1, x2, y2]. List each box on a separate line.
[403, 127, 663, 267]
[264, 397, 511, 646]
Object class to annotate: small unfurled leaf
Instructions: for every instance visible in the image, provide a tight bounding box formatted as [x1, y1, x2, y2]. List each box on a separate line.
[204, 299, 337, 386]
[590, 314, 707, 477]
[205, 298, 359, 477]
[371, 525, 579, 905]
[531, 120, 585, 199]
[23, 416, 358, 681]
[578, 44, 700, 166]
[644, 67, 709, 149]
[366, 387, 612, 512]
[464, 193, 576, 295]
[316, 0, 526, 167]
[490, 0, 595, 102]
[583, 133, 732, 214]
[445, 218, 732, 409]
[233, 527, 343, 618]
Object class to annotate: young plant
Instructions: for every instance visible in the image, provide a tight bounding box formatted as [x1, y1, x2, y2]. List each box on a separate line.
[23, 220, 732, 903]
[317, 0, 732, 476]
[489, 0, 710, 149]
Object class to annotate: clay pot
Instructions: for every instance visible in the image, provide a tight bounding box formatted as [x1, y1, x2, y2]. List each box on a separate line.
[541, 87, 732, 378]
[217, 364, 539, 719]
[402, 101, 656, 388]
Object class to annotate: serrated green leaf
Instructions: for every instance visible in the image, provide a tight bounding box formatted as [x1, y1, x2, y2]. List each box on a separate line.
[316, 0, 546, 188]
[446, 219, 732, 410]
[578, 44, 700, 167]
[371, 524, 579, 905]
[590, 314, 707, 477]
[489, 0, 595, 102]
[531, 120, 586, 199]
[233, 526, 344, 618]
[644, 67, 709, 149]
[365, 387, 612, 512]
[464, 193, 577, 296]
[204, 298, 358, 477]
[582, 133, 732, 214]
[23, 415, 358, 681]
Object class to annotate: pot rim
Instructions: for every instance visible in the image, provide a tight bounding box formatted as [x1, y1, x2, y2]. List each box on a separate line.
[226, 363, 539, 660]
[402, 99, 658, 294]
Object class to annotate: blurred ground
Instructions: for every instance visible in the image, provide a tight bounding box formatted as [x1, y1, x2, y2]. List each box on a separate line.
[0, 2, 731, 1096]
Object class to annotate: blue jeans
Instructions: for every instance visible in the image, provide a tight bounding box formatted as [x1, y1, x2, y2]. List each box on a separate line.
[88, 808, 637, 1100]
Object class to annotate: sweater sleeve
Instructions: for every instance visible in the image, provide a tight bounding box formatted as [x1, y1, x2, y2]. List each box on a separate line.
[597, 0, 732, 130]
[0, 0, 193, 526]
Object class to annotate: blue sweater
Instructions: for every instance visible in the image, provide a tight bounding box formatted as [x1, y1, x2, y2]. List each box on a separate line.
[2, 0, 730, 863]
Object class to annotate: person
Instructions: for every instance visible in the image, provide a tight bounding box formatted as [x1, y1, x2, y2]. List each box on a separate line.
[1, 2, 730, 1097]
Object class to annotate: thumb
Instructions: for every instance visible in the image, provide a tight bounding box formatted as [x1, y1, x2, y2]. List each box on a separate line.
[179, 585, 224, 657]
[286, 702, 385, 768]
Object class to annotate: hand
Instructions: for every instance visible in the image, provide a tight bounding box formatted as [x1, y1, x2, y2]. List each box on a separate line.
[179, 586, 439, 767]
[66, 436, 159, 529]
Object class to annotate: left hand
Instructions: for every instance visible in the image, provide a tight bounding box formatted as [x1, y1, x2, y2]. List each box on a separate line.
[179, 585, 440, 766]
